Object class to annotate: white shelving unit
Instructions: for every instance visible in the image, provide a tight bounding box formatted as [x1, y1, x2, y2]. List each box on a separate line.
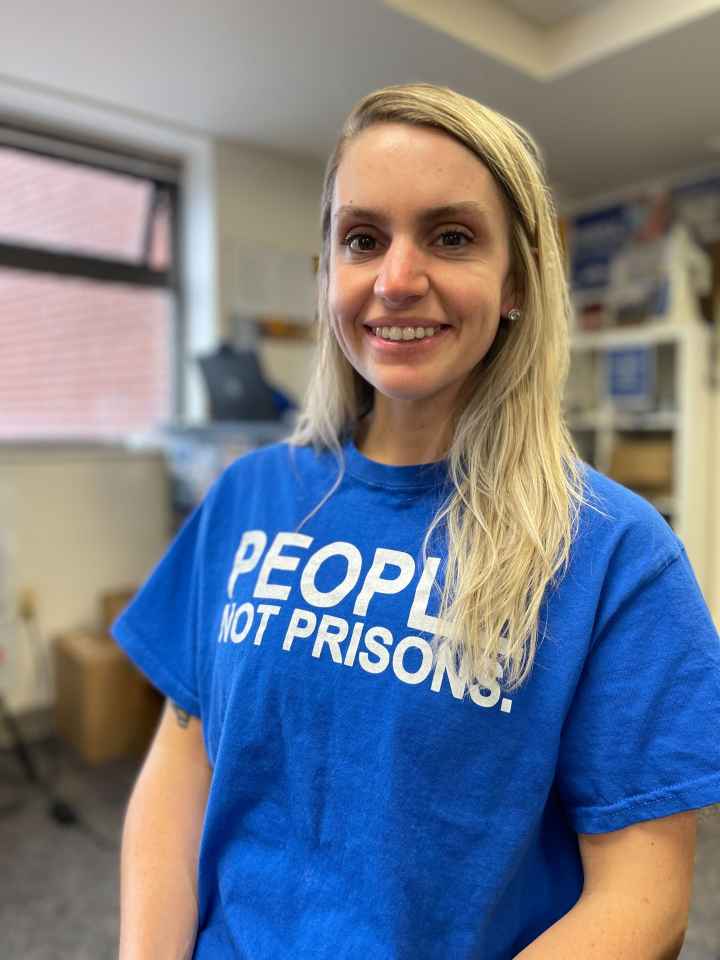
[566, 318, 713, 596]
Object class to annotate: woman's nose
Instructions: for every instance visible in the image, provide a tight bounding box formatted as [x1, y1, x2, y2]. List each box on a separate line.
[373, 239, 430, 306]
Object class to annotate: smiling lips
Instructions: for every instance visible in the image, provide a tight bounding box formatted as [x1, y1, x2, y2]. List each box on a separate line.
[368, 324, 449, 342]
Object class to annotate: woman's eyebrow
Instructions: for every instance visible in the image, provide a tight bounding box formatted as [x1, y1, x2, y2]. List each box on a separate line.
[333, 202, 490, 227]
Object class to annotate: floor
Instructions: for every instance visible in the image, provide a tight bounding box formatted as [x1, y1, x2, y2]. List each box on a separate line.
[0, 739, 133, 960]
[1, 739, 718, 959]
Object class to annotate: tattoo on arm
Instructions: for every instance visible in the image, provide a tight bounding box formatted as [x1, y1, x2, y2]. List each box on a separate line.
[171, 701, 191, 729]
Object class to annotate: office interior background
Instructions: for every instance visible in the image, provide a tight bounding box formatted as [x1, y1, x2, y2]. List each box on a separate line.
[0, 1, 719, 957]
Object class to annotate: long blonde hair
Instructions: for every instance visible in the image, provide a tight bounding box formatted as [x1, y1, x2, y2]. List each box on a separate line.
[290, 82, 586, 692]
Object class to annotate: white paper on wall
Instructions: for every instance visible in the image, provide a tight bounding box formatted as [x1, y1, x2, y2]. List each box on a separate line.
[232, 241, 317, 321]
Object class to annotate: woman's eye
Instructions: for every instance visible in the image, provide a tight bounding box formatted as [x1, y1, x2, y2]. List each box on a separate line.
[343, 233, 376, 253]
[436, 230, 472, 247]
[341, 229, 472, 254]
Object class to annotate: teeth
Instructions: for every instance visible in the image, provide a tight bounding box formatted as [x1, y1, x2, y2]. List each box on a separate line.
[372, 326, 441, 340]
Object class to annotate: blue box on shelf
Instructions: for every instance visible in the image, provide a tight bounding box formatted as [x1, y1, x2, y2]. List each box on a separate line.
[606, 346, 656, 411]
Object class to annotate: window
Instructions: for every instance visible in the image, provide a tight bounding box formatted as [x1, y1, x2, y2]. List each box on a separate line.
[0, 126, 181, 440]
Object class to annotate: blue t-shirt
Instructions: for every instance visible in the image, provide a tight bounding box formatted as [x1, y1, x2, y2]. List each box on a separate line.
[112, 439, 720, 959]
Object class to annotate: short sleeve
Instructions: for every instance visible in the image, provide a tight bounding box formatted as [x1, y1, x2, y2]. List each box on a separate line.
[556, 546, 720, 834]
[111, 499, 208, 717]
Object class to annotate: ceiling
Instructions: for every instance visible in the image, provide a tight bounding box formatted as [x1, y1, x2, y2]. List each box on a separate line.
[501, 0, 609, 28]
[1, 0, 719, 206]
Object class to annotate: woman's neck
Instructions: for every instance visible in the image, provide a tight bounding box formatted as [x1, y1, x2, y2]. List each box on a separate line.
[355, 400, 453, 466]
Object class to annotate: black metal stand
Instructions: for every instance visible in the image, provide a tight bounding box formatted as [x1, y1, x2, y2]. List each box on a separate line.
[0, 690, 41, 783]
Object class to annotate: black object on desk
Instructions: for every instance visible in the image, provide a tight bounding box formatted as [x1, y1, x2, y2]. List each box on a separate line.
[198, 342, 281, 421]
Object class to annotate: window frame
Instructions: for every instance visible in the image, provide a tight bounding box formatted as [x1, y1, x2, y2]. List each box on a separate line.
[0, 123, 185, 430]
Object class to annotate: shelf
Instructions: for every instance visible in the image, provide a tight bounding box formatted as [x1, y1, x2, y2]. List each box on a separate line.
[566, 227, 712, 596]
[566, 410, 678, 431]
[613, 411, 677, 431]
[570, 320, 691, 351]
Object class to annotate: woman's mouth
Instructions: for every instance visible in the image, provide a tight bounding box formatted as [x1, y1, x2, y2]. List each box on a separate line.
[366, 324, 450, 343]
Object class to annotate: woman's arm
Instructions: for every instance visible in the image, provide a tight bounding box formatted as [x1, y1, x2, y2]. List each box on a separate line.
[513, 811, 696, 959]
[119, 700, 212, 960]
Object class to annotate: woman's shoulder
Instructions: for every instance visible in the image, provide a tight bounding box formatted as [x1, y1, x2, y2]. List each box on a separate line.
[579, 462, 671, 522]
[220, 439, 328, 479]
[572, 462, 683, 581]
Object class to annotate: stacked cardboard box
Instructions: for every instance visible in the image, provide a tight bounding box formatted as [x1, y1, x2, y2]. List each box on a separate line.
[52, 590, 163, 765]
[609, 440, 673, 494]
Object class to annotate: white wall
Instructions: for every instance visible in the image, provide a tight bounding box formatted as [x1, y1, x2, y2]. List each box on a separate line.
[214, 139, 324, 405]
[215, 139, 324, 325]
[0, 447, 170, 713]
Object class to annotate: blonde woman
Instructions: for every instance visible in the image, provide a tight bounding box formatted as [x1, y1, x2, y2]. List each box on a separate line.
[115, 83, 720, 959]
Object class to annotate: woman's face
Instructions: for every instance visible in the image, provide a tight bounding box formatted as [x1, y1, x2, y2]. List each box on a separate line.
[328, 122, 516, 416]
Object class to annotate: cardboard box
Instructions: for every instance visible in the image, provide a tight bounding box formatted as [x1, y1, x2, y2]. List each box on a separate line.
[609, 440, 673, 492]
[53, 631, 163, 765]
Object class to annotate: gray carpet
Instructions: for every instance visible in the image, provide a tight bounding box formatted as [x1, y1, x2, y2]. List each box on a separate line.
[0, 739, 133, 960]
[1, 740, 718, 958]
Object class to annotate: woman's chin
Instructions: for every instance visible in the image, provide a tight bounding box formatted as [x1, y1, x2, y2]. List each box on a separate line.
[369, 379, 457, 411]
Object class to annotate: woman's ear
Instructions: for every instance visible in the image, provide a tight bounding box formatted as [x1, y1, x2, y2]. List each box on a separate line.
[501, 273, 517, 319]
[501, 245, 537, 317]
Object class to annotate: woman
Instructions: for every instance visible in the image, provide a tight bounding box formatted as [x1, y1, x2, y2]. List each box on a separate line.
[115, 83, 720, 959]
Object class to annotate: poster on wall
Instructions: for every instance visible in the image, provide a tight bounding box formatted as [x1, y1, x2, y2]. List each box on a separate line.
[570, 203, 640, 305]
[670, 175, 720, 244]
[569, 193, 682, 328]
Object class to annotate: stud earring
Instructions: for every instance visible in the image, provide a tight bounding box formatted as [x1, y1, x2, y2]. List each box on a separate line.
[507, 308, 522, 322]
